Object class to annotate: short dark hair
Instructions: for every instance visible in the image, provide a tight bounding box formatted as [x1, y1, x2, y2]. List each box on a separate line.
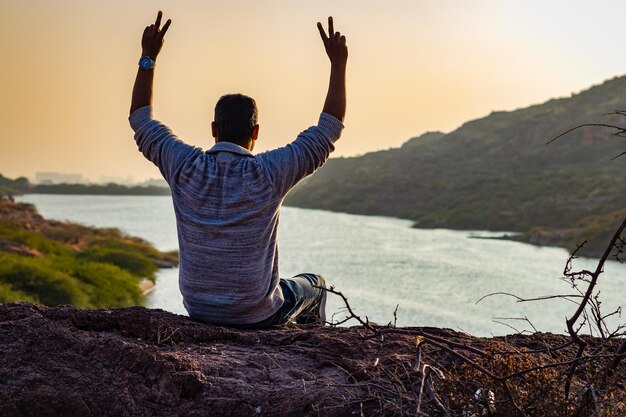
[214, 94, 258, 143]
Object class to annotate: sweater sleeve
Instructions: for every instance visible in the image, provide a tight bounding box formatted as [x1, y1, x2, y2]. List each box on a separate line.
[129, 106, 199, 185]
[257, 112, 344, 196]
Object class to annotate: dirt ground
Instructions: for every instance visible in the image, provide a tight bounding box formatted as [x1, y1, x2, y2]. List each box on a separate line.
[0, 302, 624, 417]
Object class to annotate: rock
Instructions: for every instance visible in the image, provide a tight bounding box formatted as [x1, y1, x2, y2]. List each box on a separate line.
[0, 302, 376, 416]
[0, 239, 44, 257]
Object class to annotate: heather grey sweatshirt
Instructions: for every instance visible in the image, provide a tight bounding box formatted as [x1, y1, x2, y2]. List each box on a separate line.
[129, 106, 344, 324]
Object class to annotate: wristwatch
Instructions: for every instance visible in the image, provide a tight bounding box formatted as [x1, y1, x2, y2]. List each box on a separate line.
[138, 56, 156, 70]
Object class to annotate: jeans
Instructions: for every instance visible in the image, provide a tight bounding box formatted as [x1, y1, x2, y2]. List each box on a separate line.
[229, 273, 326, 330]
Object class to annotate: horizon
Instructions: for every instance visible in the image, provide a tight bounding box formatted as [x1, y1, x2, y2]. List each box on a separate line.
[6, 72, 623, 185]
[3, 0, 626, 181]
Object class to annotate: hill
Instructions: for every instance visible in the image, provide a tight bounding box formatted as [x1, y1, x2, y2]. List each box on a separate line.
[0, 200, 177, 307]
[285, 75, 626, 256]
[0, 174, 29, 196]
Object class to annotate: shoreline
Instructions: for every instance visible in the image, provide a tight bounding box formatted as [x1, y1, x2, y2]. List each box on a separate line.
[285, 203, 617, 260]
[16, 192, 613, 260]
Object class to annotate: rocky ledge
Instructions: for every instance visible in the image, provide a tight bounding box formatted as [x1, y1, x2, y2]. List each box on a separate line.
[1, 302, 624, 417]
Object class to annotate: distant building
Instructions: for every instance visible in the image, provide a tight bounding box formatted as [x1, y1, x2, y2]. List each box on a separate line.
[139, 178, 168, 188]
[35, 172, 84, 184]
[98, 175, 135, 185]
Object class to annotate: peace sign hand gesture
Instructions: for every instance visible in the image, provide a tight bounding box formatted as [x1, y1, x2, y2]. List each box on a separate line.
[142, 11, 172, 60]
[317, 17, 348, 66]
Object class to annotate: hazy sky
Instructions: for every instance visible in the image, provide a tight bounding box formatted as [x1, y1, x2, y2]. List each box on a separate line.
[2, 0, 626, 182]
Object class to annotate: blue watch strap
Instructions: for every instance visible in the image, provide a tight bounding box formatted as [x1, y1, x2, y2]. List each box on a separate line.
[138, 56, 156, 70]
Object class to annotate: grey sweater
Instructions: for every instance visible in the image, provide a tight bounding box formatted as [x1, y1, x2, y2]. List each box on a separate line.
[129, 106, 344, 324]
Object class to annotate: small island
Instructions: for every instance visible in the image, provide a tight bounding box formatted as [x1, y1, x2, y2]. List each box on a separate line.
[0, 198, 177, 308]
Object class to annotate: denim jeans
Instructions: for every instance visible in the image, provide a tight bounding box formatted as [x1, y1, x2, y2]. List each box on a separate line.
[229, 273, 326, 330]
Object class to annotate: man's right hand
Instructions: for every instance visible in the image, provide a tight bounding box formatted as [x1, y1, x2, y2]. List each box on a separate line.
[141, 11, 172, 60]
[130, 11, 172, 115]
[317, 17, 348, 66]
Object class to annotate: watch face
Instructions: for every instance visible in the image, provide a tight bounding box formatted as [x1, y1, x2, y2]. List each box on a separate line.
[139, 56, 153, 70]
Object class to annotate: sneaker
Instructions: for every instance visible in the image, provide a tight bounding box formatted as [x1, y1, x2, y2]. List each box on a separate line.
[296, 290, 327, 326]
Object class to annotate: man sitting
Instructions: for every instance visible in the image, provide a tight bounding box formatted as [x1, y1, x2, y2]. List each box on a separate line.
[129, 11, 348, 329]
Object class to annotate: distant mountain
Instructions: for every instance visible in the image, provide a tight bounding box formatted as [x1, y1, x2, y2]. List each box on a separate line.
[28, 183, 170, 196]
[285, 75, 626, 256]
[0, 174, 170, 196]
[0, 175, 29, 196]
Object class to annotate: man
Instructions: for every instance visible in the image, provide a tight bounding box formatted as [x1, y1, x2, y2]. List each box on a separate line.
[129, 11, 347, 329]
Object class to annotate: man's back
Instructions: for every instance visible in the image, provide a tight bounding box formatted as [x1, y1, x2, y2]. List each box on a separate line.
[130, 108, 343, 324]
[173, 143, 283, 325]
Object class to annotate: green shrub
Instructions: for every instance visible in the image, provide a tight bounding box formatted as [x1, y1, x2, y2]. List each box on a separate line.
[0, 254, 88, 306]
[0, 282, 38, 303]
[0, 254, 143, 308]
[79, 246, 158, 280]
[82, 237, 177, 278]
[57, 258, 143, 308]
[0, 221, 69, 256]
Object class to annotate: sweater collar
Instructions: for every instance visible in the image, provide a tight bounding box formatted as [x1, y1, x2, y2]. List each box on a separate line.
[206, 141, 254, 157]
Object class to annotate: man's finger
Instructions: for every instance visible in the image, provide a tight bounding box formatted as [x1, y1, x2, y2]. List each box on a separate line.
[317, 22, 328, 42]
[328, 16, 334, 36]
[155, 11, 162, 31]
[160, 19, 172, 38]
[340, 35, 346, 44]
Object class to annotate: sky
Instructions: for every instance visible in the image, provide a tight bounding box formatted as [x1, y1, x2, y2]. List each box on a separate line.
[2, 0, 626, 182]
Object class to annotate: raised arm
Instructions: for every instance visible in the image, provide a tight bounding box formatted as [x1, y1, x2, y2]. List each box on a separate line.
[257, 17, 346, 195]
[129, 12, 197, 185]
[317, 17, 348, 122]
[130, 11, 172, 115]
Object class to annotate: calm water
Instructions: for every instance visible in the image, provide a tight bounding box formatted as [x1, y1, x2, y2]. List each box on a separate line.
[17, 194, 626, 336]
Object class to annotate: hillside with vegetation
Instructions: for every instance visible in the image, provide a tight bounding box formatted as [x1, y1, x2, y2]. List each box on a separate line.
[285, 75, 626, 257]
[0, 174, 29, 196]
[0, 200, 177, 308]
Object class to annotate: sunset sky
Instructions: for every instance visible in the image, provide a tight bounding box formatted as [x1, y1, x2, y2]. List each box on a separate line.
[2, 0, 626, 182]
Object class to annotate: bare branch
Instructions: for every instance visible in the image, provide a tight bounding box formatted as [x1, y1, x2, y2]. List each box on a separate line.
[547, 123, 626, 145]
[476, 291, 582, 305]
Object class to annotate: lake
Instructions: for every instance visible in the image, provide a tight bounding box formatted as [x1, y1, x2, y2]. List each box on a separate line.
[16, 194, 626, 336]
